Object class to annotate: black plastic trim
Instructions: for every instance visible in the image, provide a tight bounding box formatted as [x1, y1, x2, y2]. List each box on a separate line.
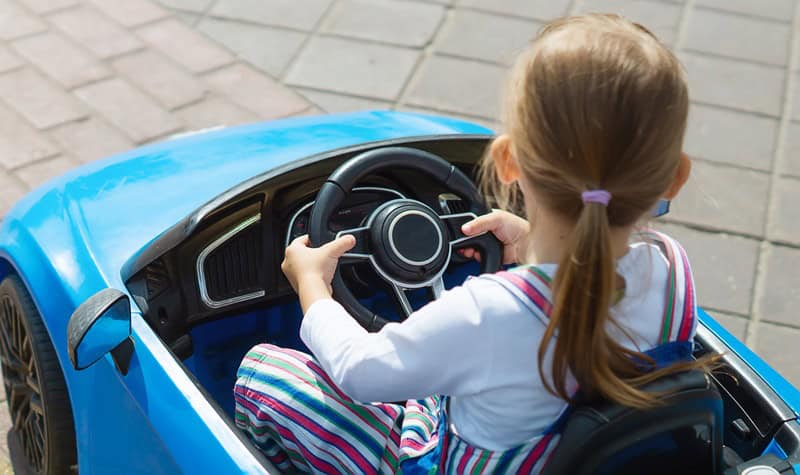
[121, 134, 493, 283]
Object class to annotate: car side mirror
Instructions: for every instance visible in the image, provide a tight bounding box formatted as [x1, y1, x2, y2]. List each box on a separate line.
[67, 288, 134, 375]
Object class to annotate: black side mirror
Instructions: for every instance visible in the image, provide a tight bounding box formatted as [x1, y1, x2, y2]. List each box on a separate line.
[67, 288, 134, 374]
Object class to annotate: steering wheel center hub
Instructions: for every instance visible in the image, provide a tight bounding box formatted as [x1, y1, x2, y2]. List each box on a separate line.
[370, 201, 449, 284]
[387, 210, 442, 266]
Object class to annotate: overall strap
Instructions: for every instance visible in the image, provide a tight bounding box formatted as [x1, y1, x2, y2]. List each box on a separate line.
[483, 266, 554, 326]
[637, 230, 697, 345]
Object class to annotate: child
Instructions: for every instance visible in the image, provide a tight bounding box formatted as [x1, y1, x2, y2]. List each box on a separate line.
[235, 14, 707, 474]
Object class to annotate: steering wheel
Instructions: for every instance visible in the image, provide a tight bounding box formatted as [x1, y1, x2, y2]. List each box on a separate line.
[308, 147, 502, 331]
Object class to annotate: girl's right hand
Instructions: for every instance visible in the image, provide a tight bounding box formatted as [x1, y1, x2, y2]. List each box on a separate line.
[460, 210, 529, 265]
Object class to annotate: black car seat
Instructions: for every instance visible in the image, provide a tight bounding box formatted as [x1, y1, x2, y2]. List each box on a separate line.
[542, 369, 723, 474]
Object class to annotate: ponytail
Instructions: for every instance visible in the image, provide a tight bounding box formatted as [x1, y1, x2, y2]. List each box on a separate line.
[539, 198, 716, 409]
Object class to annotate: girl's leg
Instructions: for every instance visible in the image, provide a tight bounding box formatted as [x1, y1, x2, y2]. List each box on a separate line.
[234, 344, 403, 474]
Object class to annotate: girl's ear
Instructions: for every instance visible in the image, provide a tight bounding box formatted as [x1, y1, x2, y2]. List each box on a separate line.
[491, 135, 521, 184]
[664, 153, 691, 199]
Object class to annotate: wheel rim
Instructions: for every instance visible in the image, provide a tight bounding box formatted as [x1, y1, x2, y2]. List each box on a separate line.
[0, 295, 45, 472]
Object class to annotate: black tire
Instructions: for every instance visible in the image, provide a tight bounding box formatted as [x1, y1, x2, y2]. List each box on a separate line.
[0, 275, 77, 474]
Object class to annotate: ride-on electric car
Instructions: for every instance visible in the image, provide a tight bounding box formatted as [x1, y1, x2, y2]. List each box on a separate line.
[0, 111, 798, 474]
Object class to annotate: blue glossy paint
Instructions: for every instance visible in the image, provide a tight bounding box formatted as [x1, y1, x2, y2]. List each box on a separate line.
[698, 308, 800, 416]
[0, 111, 492, 473]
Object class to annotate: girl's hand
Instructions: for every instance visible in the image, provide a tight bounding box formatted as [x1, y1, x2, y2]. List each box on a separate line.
[460, 210, 529, 265]
[282, 234, 356, 312]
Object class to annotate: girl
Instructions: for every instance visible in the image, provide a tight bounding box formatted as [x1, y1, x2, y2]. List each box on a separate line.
[235, 14, 708, 474]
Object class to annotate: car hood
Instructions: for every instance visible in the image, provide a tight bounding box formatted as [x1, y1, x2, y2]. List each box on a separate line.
[5, 111, 492, 286]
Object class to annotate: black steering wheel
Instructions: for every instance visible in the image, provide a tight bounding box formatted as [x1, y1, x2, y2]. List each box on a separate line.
[308, 147, 502, 331]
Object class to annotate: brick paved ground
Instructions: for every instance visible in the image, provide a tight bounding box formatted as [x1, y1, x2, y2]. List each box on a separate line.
[1, 0, 800, 471]
[156, 0, 800, 384]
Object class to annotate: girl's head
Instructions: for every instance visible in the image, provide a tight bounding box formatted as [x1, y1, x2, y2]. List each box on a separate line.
[481, 14, 696, 408]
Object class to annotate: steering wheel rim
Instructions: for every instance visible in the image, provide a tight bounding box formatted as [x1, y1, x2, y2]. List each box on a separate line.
[309, 146, 502, 331]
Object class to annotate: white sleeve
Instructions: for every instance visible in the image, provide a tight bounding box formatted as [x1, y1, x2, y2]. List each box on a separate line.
[299, 280, 495, 403]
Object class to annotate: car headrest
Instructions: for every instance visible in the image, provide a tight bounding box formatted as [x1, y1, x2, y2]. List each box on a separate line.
[542, 369, 723, 475]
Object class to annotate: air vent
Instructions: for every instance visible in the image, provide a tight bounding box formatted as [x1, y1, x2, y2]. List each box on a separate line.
[145, 259, 170, 298]
[197, 215, 266, 309]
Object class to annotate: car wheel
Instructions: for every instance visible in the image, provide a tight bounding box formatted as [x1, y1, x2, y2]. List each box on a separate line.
[0, 275, 77, 474]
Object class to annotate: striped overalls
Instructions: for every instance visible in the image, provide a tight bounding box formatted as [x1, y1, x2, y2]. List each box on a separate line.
[234, 230, 697, 474]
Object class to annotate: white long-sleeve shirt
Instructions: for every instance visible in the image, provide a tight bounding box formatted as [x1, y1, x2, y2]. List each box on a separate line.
[300, 241, 677, 451]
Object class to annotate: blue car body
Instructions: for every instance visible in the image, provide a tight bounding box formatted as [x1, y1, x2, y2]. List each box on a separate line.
[0, 111, 798, 473]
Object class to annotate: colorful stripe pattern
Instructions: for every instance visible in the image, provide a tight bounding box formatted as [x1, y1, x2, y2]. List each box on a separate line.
[235, 344, 563, 474]
[234, 231, 696, 474]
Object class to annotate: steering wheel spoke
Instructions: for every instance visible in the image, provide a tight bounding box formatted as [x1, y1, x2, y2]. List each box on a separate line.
[335, 226, 371, 263]
[391, 277, 445, 318]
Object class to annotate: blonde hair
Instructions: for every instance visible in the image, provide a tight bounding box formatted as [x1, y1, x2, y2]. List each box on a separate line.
[481, 14, 711, 409]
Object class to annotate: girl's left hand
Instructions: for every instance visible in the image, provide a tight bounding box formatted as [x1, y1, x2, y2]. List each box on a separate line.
[282, 234, 356, 310]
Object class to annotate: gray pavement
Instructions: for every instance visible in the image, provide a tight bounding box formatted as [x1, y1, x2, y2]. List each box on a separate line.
[0, 0, 798, 471]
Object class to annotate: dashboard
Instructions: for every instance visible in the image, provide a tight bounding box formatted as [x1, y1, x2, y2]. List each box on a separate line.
[284, 187, 406, 248]
[122, 135, 493, 352]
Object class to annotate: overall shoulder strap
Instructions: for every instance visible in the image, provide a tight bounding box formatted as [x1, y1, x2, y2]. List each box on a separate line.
[637, 230, 697, 345]
[483, 266, 554, 326]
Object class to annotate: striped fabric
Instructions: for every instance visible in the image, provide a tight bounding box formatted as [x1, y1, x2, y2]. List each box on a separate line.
[234, 231, 695, 474]
[235, 344, 564, 474]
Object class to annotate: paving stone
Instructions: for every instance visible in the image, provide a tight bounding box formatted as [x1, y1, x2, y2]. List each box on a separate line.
[0, 46, 22, 73]
[578, 0, 682, 45]
[684, 104, 778, 172]
[666, 160, 770, 236]
[18, 0, 78, 13]
[12, 31, 111, 88]
[655, 223, 760, 316]
[404, 55, 506, 119]
[695, 0, 795, 22]
[14, 155, 79, 189]
[0, 0, 47, 40]
[286, 36, 419, 100]
[685, 8, 790, 67]
[781, 121, 800, 177]
[679, 52, 785, 117]
[175, 95, 258, 130]
[209, 0, 332, 31]
[48, 118, 133, 163]
[768, 177, 800, 246]
[74, 78, 182, 143]
[87, 0, 168, 27]
[297, 88, 391, 113]
[157, 0, 212, 12]
[708, 311, 749, 341]
[112, 50, 206, 110]
[0, 173, 29, 217]
[758, 245, 800, 327]
[0, 68, 87, 129]
[755, 323, 800, 387]
[435, 9, 541, 65]
[790, 75, 800, 121]
[457, 0, 570, 22]
[197, 17, 305, 77]
[136, 18, 234, 73]
[171, 10, 200, 26]
[0, 103, 59, 169]
[204, 64, 310, 119]
[49, 6, 143, 59]
[322, 0, 445, 48]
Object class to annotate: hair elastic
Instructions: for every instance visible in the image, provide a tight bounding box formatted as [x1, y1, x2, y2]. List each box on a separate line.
[581, 190, 612, 206]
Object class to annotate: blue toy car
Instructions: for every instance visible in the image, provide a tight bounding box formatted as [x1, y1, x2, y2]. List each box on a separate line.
[0, 111, 798, 474]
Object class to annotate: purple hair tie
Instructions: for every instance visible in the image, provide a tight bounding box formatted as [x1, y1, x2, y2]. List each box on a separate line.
[581, 190, 612, 206]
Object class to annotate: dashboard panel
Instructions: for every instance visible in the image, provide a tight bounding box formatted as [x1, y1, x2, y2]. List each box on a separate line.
[123, 135, 493, 353]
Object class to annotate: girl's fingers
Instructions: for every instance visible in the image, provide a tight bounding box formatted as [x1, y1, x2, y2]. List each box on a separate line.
[321, 234, 356, 257]
[461, 212, 501, 236]
[290, 234, 310, 248]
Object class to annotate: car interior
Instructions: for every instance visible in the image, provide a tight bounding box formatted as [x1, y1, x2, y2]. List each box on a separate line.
[123, 136, 800, 474]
